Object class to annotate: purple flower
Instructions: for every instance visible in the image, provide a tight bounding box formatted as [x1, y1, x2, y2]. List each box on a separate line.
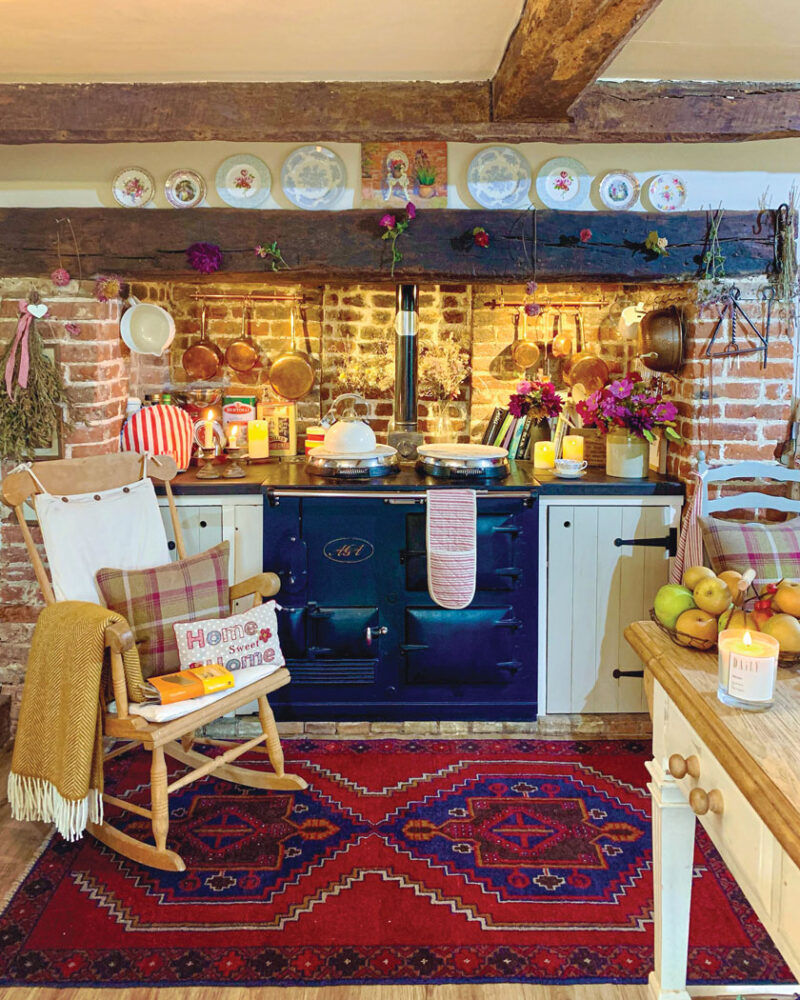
[186, 242, 223, 274]
[508, 394, 531, 418]
[609, 378, 633, 399]
[524, 302, 541, 317]
[516, 380, 533, 395]
[51, 267, 71, 287]
[406, 202, 417, 220]
[380, 213, 396, 230]
[654, 401, 678, 422]
[525, 280, 538, 296]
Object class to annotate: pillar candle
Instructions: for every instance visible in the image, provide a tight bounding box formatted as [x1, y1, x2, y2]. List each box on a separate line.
[248, 420, 270, 460]
[533, 441, 555, 469]
[203, 410, 214, 449]
[562, 435, 584, 462]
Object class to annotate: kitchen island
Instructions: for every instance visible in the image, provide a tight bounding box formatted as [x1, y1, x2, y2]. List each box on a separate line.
[157, 460, 683, 722]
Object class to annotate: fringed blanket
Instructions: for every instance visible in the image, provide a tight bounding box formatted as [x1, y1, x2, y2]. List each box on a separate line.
[8, 602, 145, 840]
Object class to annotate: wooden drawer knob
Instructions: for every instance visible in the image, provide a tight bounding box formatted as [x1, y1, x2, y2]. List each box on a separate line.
[668, 753, 700, 780]
[689, 787, 724, 816]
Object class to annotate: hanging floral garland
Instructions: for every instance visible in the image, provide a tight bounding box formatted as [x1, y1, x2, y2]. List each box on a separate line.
[0, 294, 71, 461]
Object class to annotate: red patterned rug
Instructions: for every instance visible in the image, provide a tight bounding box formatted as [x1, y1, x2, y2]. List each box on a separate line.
[0, 738, 792, 987]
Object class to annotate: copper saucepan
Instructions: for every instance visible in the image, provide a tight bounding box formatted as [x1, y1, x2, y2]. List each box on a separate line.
[181, 304, 223, 381]
[510, 307, 540, 370]
[638, 306, 684, 372]
[563, 352, 610, 394]
[268, 306, 315, 401]
[225, 301, 260, 373]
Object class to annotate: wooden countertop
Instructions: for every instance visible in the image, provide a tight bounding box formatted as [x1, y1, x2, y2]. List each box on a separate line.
[625, 620, 800, 871]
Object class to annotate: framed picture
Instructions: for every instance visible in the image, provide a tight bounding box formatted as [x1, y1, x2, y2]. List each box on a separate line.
[33, 346, 64, 460]
[361, 141, 448, 209]
[257, 401, 297, 456]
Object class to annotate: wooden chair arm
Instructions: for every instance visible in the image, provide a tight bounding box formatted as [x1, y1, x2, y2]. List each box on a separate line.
[104, 620, 135, 653]
[230, 572, 281, 603]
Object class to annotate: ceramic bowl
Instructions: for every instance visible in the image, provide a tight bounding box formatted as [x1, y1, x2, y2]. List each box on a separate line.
[120, 297, 176, 356]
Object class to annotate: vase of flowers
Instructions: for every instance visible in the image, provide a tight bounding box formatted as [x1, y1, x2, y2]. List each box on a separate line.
[419, 338, 470, 441]
[576, 374, 681, 479]
[508, 379, 563, 443]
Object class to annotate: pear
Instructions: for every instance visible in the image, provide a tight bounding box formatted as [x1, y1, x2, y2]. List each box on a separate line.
[683, 565, 716, 591]
[762, 614, 800, 653]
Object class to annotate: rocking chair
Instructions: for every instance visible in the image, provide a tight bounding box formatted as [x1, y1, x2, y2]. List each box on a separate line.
[2, 452, 306, 872]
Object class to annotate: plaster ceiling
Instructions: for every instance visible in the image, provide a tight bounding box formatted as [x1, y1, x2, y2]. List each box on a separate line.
[0, 0, 797, 85]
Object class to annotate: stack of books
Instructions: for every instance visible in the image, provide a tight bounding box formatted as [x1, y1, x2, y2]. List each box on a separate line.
[481, 408, 544, 460]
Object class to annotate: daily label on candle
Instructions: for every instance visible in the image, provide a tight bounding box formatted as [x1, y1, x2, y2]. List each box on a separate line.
[727, 652, 775, 702]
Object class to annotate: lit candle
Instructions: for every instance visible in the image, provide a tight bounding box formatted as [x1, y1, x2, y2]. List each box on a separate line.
[203, 409, 214, 450]
[228, 424, 239, 449]
[248, 420, 270, 460]
[718, 628, 780, 710]
[533, 441, 555, 469]
[562, 435, 584, 462]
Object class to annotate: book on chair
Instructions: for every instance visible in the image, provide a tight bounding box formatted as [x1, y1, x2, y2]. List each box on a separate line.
[143, 663, 235, 704]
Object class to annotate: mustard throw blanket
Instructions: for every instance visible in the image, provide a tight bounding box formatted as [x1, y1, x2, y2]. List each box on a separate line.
[8, 602, 145, 841]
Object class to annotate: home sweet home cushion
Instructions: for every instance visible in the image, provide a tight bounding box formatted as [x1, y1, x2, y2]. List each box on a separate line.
[173, 600, 284, 675]
[700, 516, 800, 589]
[96, 542, 230, 680]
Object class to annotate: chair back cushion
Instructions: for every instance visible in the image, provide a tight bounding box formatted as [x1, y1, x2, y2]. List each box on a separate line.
[173, 600, 285, 674]
[35, 478, 170, 604]
[700, 515, 800, 589]
[96, 542, 230, 679]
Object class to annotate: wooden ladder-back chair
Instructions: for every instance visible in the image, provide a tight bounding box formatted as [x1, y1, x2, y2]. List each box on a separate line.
[2, 452, 306, 872]
[697, 450, 800, 518]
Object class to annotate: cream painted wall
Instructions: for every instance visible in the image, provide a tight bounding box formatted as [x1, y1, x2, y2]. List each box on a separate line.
[0, 139, 798, 212]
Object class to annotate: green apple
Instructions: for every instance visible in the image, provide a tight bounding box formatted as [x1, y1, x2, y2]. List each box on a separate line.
[654, 584, 696, 629]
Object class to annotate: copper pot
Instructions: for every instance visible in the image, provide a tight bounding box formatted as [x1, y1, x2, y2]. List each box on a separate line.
[551, 311, 573, 358]
[181, 304, 223, 381]
[638, 306, 684, 372]
[268, 306, 315, 401]
[225, 302, 259, 373]
[563, 351, 610, 393]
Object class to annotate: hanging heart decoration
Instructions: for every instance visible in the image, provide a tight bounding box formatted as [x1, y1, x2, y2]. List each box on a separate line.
[26, 302, 49, 319]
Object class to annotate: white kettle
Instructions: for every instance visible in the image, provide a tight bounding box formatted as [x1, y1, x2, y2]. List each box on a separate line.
[323, 394, 376, 453]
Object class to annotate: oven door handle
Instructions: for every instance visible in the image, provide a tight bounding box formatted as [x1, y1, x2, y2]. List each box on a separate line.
[400, 643, 429, 654]
[494, 617, 523, 629]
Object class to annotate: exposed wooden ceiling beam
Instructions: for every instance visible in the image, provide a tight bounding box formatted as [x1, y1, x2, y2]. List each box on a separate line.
[0, 81, 798, 144]
[491, 0, 664, 121]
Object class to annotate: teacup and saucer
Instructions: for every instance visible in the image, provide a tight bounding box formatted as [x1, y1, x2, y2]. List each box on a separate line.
[554, 458, 588, 479]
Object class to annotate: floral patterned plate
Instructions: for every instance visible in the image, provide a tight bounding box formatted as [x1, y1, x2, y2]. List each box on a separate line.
[280, 145, 346, 210]
[215, 154, 271, 209]
[467, 145, 531, 209]
[649, 173, 687, 212]
[112, 167, 155, 208]
[164, 168, 206, 209]
[535, 157, 589, 209]
[598, 170, 640, 211]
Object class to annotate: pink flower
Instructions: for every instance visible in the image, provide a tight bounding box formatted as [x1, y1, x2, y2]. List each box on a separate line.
[380, 213, 396, 230]
[406, 202, 416, 220]
[524, 302, 541, 317]
[186, 242, 223, 274]
[473, 227, 489, 248]
[254, 244, 266, 257]
[580, 228, 592, 243]
[51, 267, 71, 287]
[516, 380, 533, 395]
[65, 322, 80, 337]
[525, 280, 538, 296]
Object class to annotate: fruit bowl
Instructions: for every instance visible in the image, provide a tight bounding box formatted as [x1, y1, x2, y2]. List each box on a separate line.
[649, 608, 718, 651]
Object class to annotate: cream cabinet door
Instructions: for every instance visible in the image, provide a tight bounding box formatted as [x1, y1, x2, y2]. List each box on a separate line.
[546, 504, 675, 713]
[160, 505, 224, 559]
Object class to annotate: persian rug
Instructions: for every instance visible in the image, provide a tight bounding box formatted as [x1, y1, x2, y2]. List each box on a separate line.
[0, 738, 792, 988]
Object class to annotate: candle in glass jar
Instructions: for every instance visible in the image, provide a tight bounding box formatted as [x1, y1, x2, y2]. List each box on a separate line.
[248, 420, 270, 460]
[562, 435, 584, 462]
[718, 628, 779, 710]
[203, 410, 214, 449]
[533, 441, 555, 469]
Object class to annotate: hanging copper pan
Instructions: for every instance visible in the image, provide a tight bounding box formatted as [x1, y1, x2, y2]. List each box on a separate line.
[638, 306, 684, 372]
[268, 305, 315, 401]
[563, 352, 610, 394]
[181, 304, 223, 380]
[510, 307, 540, 369]
[552, 310, 573, 358]
[225, 301, 260, 373]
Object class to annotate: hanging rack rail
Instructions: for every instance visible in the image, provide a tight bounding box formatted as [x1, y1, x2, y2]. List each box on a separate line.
[483, 299, 607, 310]
[190, 292, 308, 303]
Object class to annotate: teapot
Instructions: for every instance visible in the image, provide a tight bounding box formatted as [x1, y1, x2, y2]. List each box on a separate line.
[322, 393, 376, 453]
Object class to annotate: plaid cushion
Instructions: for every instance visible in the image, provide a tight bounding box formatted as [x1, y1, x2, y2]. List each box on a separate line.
[95, 543, 230, 680]
[700, 516, 800, 589]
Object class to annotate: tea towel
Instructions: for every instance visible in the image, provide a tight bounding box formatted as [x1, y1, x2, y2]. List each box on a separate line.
[426, 489, 477, 610]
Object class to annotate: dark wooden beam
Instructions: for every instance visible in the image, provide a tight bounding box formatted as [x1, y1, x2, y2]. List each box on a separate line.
[0, 208, 773, 284]
[0, 81, 798, 143]
[492, 0, 663, 121]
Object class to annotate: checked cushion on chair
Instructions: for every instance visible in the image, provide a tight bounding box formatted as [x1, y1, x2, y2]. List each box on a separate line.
[700, 516, 800, 590]
[96, 542, 230, 681]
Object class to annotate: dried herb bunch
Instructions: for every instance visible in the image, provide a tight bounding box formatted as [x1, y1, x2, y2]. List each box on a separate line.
[337, 343, 395, 395]
[0, 317, 71, 461]
[419, 338, 470, 400]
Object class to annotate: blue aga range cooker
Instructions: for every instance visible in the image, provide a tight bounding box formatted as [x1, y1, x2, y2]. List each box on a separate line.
[262, 465, 538, 722]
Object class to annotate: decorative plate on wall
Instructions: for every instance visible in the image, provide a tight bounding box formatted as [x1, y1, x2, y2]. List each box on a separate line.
[164, 169, 206, 209]
[112, 167, 155, 208]
[535, 157, 589, 209]
[649, 173, 687, 212]
[280, 145, 346, 210]
[598, 170, 640, 211]
[466, 146, 532, 209]
[215, 154, 272, 209]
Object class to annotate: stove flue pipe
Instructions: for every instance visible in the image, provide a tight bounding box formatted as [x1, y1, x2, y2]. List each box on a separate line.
[394, 283, 419, 433]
